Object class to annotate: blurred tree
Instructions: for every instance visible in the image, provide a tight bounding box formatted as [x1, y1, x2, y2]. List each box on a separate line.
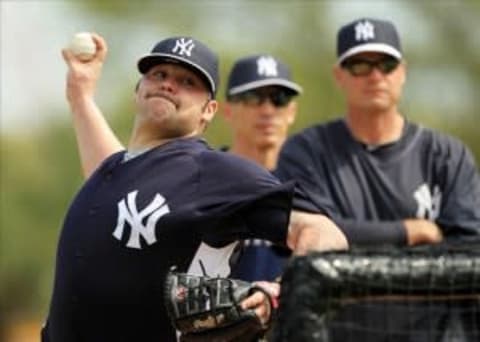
[1, 123, 83, 334]
[411, 1, 479, 160]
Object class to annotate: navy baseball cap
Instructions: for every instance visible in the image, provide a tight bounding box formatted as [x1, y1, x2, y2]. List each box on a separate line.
[226, 55, 302, 97]
[137, 37, 219, 97]
[337, 18, 402, 64]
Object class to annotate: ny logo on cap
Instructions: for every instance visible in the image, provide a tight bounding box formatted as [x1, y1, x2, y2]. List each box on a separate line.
[355, 20, 375, 41]
[257, 56, 278, 77]
[172, 38, 195, 57]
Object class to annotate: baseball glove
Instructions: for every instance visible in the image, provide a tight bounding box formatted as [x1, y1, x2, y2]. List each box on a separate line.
[164, 268, 274, 342]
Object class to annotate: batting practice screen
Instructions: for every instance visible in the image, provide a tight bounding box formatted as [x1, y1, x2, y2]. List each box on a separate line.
[273, 240, 480, 342]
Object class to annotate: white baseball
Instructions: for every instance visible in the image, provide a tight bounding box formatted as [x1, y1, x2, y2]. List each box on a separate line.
[69, 32, 96, 61]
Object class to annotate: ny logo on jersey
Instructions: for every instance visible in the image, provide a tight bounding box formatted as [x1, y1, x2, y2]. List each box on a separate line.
[414, 184, 442, 220]
[355, 20, 375, 41]
[113, 190, 170, 249]
[172, 38, 195, 57]
[257, 56, 278, 77]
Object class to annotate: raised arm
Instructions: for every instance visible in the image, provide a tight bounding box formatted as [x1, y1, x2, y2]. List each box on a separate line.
[61, 33, 124, 178]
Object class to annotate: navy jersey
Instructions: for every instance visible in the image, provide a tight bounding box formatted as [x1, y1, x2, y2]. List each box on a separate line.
[275, 119, 480, 341]
[44, 138, 294, 342]
[276, 119, 480, 246]
[217, 146, 290, 282]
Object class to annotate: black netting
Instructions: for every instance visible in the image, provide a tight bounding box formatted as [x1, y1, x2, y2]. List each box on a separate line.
[273, 241, 480, 342]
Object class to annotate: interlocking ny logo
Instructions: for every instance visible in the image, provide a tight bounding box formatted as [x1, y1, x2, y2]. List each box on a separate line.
[257, 56, 278, 77]
[172, 38, 195, 56]
[355, 20, 375, 41]
[113, 190, 170, 249]
[414, 184, 442, 220]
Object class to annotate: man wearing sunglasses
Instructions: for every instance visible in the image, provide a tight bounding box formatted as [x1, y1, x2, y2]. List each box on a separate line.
[275, 17, 480, 340]
[222, 55, 302, 283]
[277, 17, 480, 247]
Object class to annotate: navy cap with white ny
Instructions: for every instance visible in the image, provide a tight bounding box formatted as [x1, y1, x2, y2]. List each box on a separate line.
[226, 54, 302, 97]
[138, 37, 219, 97]
[337, 18, 402, 64]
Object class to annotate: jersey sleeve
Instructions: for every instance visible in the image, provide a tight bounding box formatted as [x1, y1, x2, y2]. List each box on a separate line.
[275, 133, 332, 213]
[434, 139, 480, 237]
[276, 132, 407, 246]
[331, 219, 406, 246]
[194, 151, 295, 247]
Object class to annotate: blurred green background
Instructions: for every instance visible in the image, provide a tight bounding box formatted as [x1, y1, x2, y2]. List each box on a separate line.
[1, 0, 479, 340]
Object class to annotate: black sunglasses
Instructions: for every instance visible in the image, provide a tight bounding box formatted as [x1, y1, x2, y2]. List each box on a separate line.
[228, 89, 294, 107]
[341, 56, 400, 77]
